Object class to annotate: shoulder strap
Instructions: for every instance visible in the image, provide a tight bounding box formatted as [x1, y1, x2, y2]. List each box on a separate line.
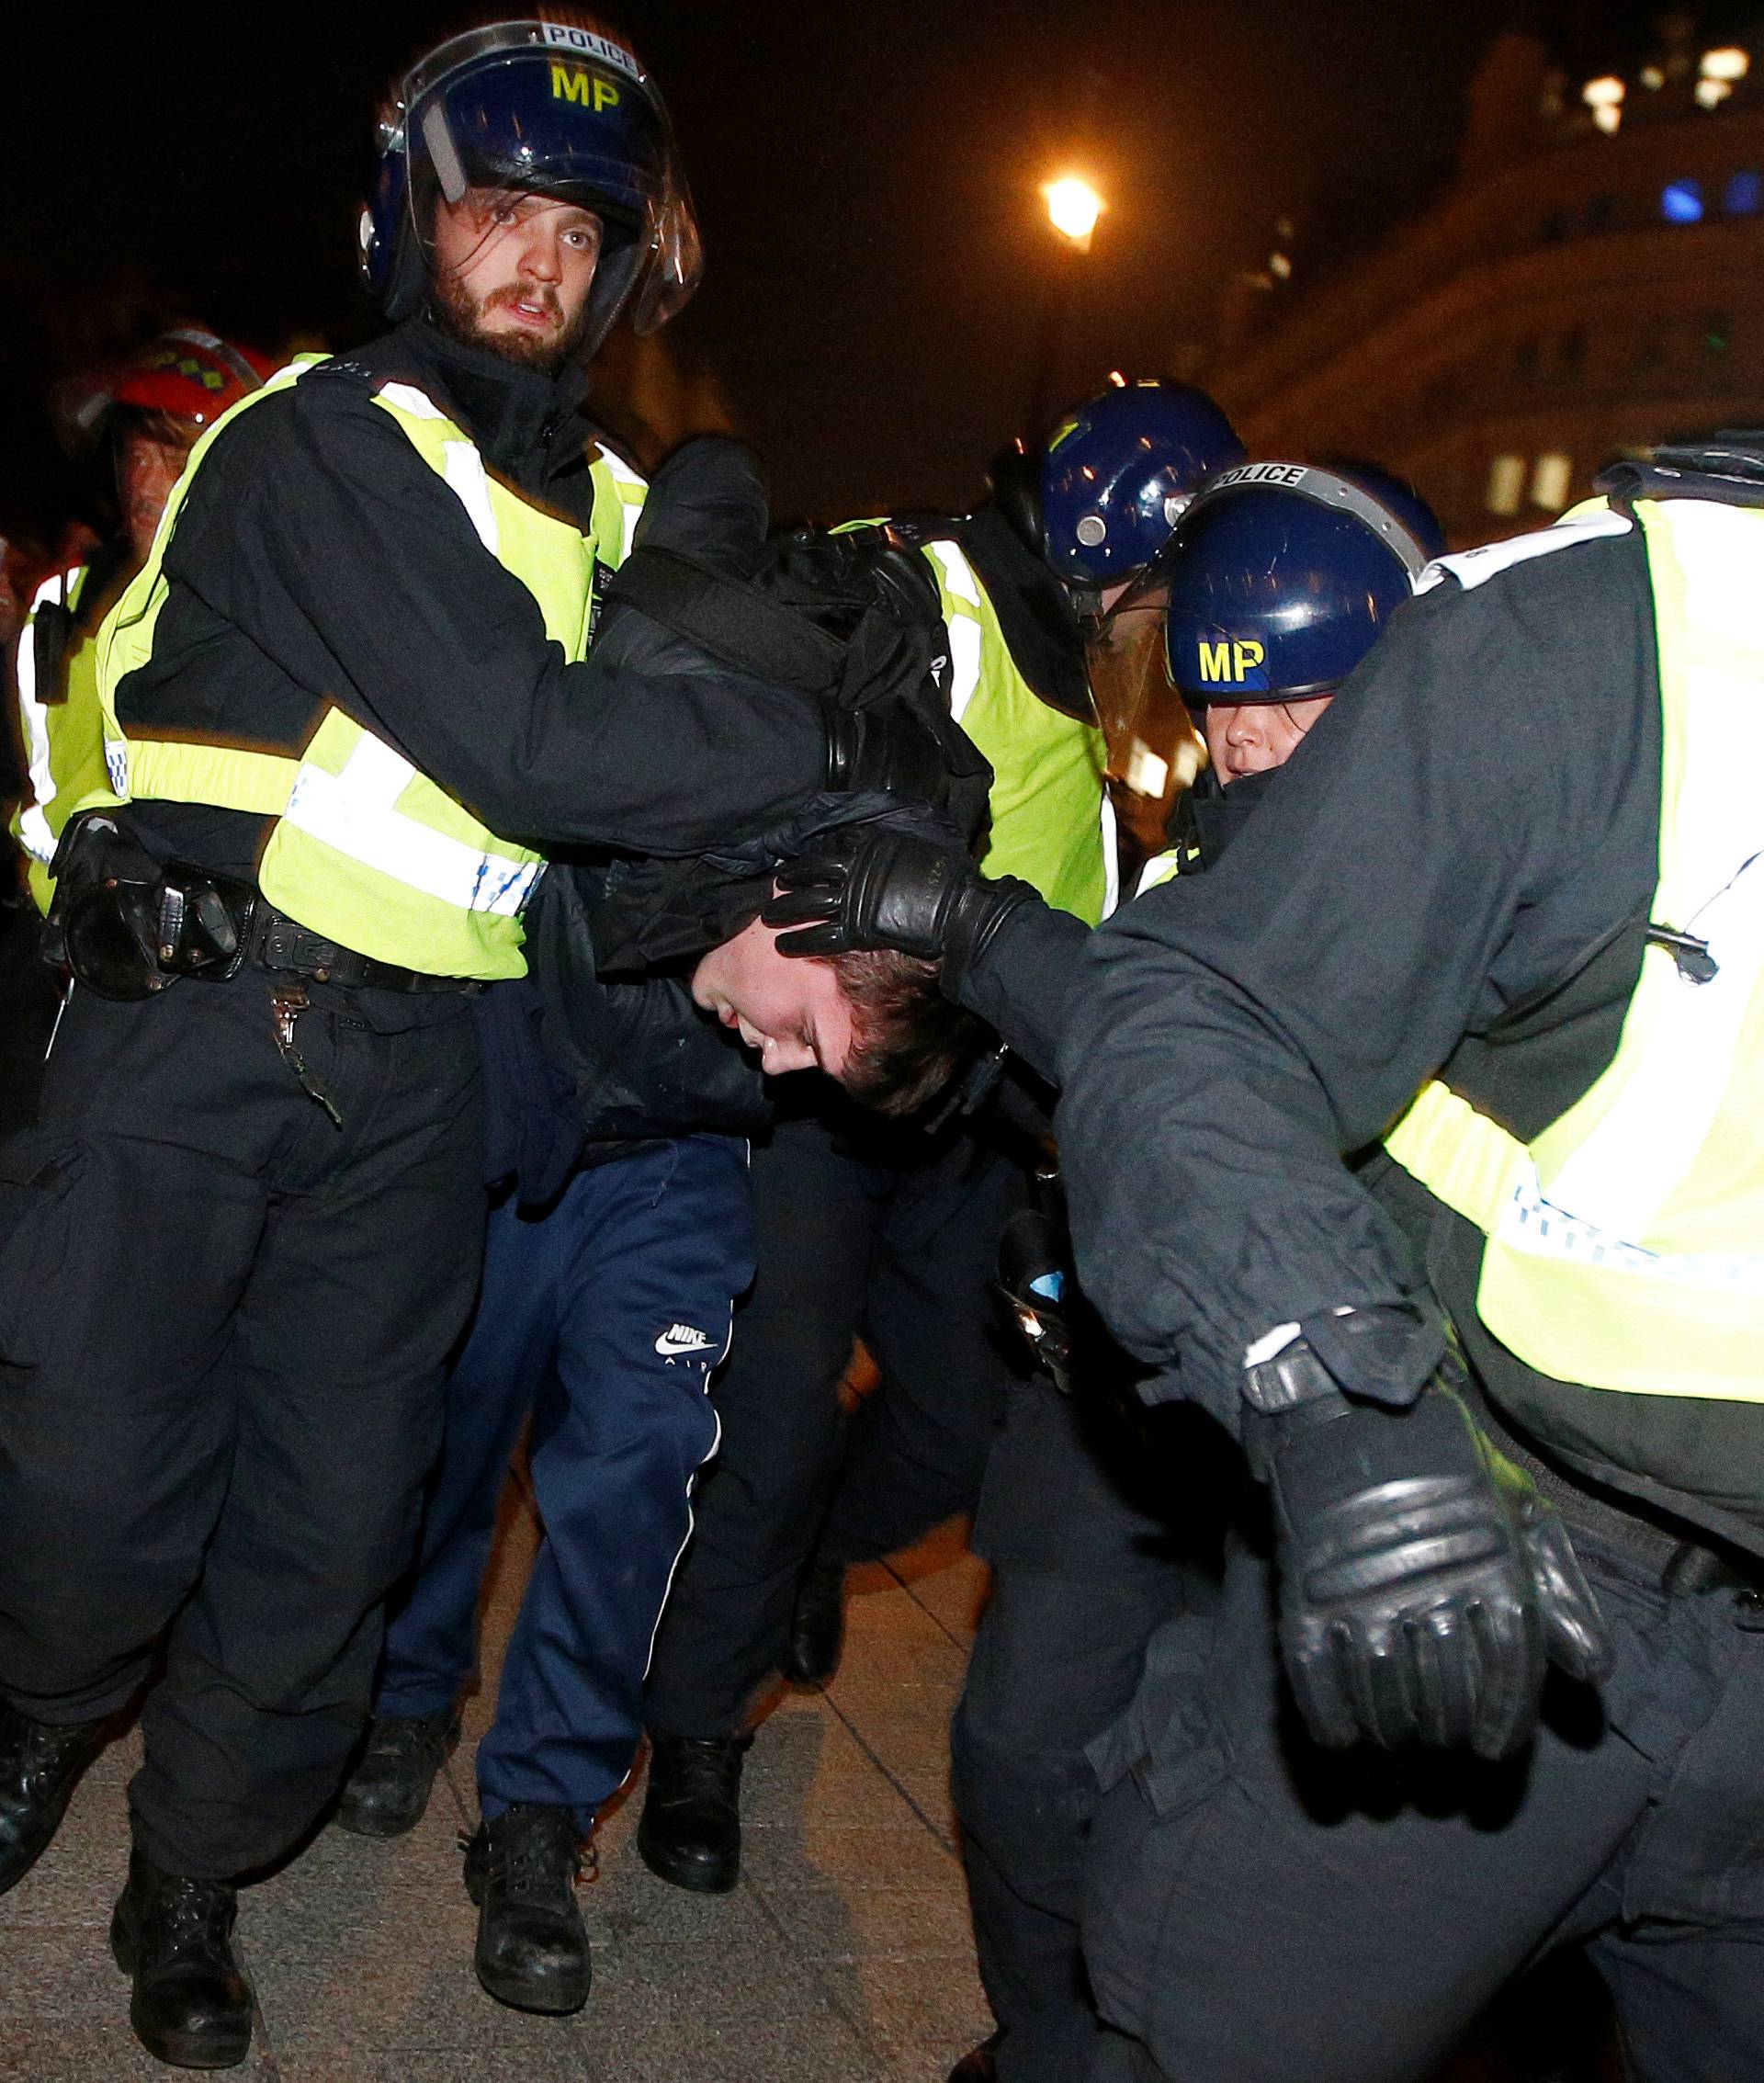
[601, 545, 848, 694]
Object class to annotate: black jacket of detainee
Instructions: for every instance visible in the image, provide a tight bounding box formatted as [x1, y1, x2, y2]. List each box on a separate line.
[1057, 481, 1764, 1557]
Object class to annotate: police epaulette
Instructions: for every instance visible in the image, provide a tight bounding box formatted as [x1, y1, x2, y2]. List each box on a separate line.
[301, 359, 379, 389]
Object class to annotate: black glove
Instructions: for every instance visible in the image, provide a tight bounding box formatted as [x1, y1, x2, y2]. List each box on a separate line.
[1243, 1339, 1613, 1760]
[763, 825, 1039, 989]
[820, 697, 991, 823]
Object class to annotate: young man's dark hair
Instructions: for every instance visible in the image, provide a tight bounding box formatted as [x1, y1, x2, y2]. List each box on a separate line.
[835, 946, 986, 1116]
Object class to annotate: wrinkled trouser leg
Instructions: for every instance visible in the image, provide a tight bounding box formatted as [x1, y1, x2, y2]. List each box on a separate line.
[645, 1113, 884, 1738]
[0, 976, 483, 1877]
[1080, 1529, 1763, 2083]
[478, 1136, 754, 1824]
[954, 1379, 1224, 2083]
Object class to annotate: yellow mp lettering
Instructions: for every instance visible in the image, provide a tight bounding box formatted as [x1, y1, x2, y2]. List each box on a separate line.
[551, 62, 592, 104]
[594, 76, 620, 110]
[1198, 640, 1234, 681]
[1232, 640, 1265, 677]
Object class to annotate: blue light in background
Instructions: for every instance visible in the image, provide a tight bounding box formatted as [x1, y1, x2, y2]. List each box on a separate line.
[1662, 178, 1706, 223]
[1725, 169, 1763, 215]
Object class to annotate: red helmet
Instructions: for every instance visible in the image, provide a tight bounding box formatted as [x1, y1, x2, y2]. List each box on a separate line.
[53, 329, 277, 452]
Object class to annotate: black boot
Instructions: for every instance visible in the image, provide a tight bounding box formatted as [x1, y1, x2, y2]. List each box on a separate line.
[462, 1805, 591, 2014]
[637, 1731, 752, 1894]
[0, 1700, 106, 1896]
[779, 1558, 849, 1686]
[947, 2032, 1001, 2082]
[110, 1851, 253, 2070]
[335, 1704, 460, 1839]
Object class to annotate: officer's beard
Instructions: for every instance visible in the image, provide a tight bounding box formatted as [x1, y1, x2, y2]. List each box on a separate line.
[427, 269, 595, 375]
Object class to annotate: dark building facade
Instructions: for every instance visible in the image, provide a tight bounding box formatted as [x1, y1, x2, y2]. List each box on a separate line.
[1208, 24, 1764, 547]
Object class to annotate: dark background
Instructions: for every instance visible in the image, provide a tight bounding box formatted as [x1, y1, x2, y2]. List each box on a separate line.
[0, 2, 1692, 532]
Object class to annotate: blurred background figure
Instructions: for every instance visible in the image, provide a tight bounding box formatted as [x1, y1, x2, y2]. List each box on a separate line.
[2, 329, 271, 1137]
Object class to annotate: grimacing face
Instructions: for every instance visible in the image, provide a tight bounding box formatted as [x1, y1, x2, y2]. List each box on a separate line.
[691, 916, 855, 1081]
[1203, 695, 1334, 783]
[429, 188, 604, 368]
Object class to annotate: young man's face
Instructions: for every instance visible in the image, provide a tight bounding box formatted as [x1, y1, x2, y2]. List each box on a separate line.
[1203, 695, 1333, 784]
[692, 916, 855, 1081]
[429, 188, 604, 369]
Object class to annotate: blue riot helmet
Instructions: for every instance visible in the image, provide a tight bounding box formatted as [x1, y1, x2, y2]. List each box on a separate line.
[1160, 462, 1432, 705]
[989, 379, 1246, 597]
[1319, 458, 1447, 564]
[359, 12, 702, 352]
[1084, 463, 1430, 813]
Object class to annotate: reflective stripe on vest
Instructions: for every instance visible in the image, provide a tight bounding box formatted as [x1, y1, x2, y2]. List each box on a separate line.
[1385, 495, 1764, 1401]
[14, 570, 76, 867]
[921, 539, 1114, 925]
[92, 358, 641, 979]
[11, 566, 112, 916]
[1136, 845, 1183, 898]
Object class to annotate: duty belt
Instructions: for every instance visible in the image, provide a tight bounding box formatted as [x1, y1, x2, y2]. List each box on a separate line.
[46, 816, 481, 1000]
[242, 904, 480, 995]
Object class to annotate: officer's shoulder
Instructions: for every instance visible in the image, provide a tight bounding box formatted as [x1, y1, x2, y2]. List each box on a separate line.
[1407, 509, 1645, 628]
[199, 360, 419, 483]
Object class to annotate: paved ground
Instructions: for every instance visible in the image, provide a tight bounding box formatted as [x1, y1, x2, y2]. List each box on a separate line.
[0, 1492, 994, 2082]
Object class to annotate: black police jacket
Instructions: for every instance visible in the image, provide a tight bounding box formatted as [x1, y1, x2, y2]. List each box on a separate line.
[112, 314, 826, 882]
[1057, 477, 1764, 1557]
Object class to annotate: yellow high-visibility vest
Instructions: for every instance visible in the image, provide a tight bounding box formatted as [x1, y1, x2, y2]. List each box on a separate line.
[1386, 496, 1764, 1402]
[89, 357, 645, 980]
[919, 538, 1116, 925]
[10, 565, 111, 915]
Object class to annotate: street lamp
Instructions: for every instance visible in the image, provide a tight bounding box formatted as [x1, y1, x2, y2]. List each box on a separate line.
[1026, 175, 1105, 434]
[1042, 175, 1104, 253]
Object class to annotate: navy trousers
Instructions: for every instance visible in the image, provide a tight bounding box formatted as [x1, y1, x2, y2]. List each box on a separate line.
[375, 1133, 755, 1827]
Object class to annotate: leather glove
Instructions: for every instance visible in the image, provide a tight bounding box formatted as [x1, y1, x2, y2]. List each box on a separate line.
[1243, 1340, 1613, 1760]
[763, 824, 1039, 990]
[820, 697, 991, 820]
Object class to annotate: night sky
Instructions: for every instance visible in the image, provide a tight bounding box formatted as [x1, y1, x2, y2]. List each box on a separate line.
[0, 2, 1689, 536]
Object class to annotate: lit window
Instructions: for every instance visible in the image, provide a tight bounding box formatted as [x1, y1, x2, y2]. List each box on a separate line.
[1487, 455, 1526, 515]
[1662, 179, 1706, 222]
[1702, 48, 1750, 83]
[1532, 453, 1573, 510]
[1583, 75, 1624, 131]
[1726, 169, 1762, 214]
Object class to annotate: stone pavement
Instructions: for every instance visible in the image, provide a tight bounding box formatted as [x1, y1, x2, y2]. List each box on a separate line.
[0, 1491, 995, 2082]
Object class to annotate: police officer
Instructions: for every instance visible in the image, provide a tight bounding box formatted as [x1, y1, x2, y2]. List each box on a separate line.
[0, 14, 960, 2069]
[3, 331, 273, 1136]
[767, 465, 1435, 2083]
[1045, 435, 1764, 2081]
[634, 381, 1243, 1900]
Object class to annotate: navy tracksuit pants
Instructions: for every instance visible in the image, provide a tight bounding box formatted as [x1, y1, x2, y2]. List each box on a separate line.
[374, 1133, 755, 1828]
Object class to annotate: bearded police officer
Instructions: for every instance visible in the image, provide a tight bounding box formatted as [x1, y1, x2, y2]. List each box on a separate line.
[1045, 438, 1764, 2082]
[0, 13, 962, 2069]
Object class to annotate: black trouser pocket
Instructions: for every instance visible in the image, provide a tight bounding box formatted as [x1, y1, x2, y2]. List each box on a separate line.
[0, 1133, 85, 1365]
